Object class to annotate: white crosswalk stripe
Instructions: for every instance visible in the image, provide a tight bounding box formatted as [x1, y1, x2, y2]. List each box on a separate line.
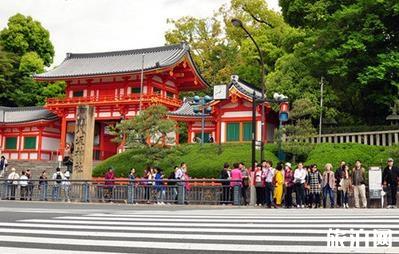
[0, 208, 398, 253]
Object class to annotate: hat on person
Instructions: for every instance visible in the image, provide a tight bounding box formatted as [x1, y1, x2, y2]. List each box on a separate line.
[285, 162, 292, 168]
[11, 168, 16, 172]
[387, 158, 394, 162]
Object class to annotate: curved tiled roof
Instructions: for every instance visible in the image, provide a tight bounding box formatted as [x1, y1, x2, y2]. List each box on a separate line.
[0, 106, 57, 124]
[169, 98, 211, 117]
[229, 75, 263, 99]
[34, 43, 191, 79]
[169, 75, 264, 117]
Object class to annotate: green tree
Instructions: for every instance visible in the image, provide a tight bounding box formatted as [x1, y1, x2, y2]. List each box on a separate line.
[0, 13, 54, 66]
[280, 0, 399, 124]
[112, 105, 178, 148]
[0, 14, 63, 107]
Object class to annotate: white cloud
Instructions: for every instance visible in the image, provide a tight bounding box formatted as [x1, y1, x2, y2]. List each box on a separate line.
[0, 0, 280, 66]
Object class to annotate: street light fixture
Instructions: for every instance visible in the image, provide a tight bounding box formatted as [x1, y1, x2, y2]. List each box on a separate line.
[193, 95, 213, 147]
[231, 18, 266, 162]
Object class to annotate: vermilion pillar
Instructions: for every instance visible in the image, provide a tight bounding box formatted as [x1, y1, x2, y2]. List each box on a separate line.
[59, 115, 67, 157]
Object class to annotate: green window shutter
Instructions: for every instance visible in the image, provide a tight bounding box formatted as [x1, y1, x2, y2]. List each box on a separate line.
[5, 137, 17, 149]
[73, 91, 84, 97]
[227, 123, 239, 141]
[243, 122, 252, 141]
[131, 87, 141, 93]
[195, 133, 210, 143]
[24, 137, 37, 150]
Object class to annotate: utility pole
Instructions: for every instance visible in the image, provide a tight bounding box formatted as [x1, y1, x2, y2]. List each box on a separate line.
[319, 77, 324, 143]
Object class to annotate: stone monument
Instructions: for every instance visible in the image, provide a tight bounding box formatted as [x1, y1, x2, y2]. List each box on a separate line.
[72, 105, 95, 180]
[386, 98, 399, 125]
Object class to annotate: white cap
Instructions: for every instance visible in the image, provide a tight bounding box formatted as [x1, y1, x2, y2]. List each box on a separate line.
[285, 162, 292, 168]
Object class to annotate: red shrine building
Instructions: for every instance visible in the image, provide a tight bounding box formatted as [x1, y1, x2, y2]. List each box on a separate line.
[0, 43, 277, 161]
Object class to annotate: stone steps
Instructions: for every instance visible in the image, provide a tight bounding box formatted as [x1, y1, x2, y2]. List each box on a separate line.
[2, 160, 102, 179]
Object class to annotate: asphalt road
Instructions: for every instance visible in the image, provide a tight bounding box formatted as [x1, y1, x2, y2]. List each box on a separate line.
[0, 201, 398, 254]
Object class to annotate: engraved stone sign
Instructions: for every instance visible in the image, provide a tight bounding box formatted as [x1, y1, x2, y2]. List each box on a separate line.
[72, 105, 95, 180]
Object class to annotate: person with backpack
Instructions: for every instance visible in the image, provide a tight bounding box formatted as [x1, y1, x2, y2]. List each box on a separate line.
[307, 164, 322, 208]
[7, 168, 19, 200]
[52, 167, 64, 201]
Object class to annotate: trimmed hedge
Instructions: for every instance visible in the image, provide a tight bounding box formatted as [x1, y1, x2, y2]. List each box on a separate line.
[93, 143, 279, 178]
[93, 143, 399, 178]
[304, 143, 399, 170]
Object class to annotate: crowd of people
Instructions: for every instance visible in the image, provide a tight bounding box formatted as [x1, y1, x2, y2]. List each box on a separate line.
[1, 154, 398, 208]
[219, 158, 399, 209]
[103, 163, 191, 205]
[1, 166, 72, 202]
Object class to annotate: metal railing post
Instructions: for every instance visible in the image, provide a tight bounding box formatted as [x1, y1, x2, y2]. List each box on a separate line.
[82, 182, 90, 202]
[0, 182, 5, 200]
[233, 185, 241, 205]
[177, 182, 185, 205]
[127, 181, 135, 204]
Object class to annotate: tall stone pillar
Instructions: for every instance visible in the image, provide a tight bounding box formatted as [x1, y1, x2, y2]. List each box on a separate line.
[72, 105, 95, 180]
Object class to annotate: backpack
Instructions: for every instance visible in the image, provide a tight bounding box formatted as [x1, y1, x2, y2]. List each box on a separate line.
[56, 173, 62, 184]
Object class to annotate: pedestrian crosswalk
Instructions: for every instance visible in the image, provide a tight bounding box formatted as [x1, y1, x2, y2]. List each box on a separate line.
[0, 208, 398, 253]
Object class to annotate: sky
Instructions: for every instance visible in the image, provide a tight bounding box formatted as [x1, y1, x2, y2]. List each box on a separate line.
[0, 0, 280, 67]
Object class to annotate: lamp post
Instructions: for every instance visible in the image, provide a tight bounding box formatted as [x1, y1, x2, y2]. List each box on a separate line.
[193, 95, 213, 147]
[231, 18, 266, 161]
[319, 77, 324, 143]
[273, 93, 289, 161]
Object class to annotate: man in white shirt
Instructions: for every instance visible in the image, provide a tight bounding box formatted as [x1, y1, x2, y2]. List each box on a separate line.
[19, 171, 28, 200]
[263, 160, 275, 208]
[7, 168, 19, 200]
[294, 162, 307, 208]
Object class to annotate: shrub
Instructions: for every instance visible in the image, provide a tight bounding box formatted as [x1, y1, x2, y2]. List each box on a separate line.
[304, 143, 387, 171]
[93, 143, 279, 178]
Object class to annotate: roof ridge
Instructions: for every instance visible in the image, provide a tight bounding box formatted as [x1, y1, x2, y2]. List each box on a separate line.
[0, 106, 47, 112]
[66, 43, 187, 59]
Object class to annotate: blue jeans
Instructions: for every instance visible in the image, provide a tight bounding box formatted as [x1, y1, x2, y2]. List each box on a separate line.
[40, 184, 48, 201]
[52, 186, 60, 201]
[323, 185, 335, 208]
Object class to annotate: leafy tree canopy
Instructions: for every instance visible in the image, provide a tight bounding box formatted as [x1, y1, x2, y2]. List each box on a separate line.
[0, 14, 64, 107]
[111, 105, 178, 149]
[166, 0, 399, 125]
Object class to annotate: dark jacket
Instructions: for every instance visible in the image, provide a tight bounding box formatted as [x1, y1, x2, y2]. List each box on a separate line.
[220, 169, 230, 186]
[335, 167, 344, 187]
[382, 166, 399, 185]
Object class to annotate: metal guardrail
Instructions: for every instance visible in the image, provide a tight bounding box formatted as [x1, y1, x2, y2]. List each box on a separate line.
[0, 179, 243, 205]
